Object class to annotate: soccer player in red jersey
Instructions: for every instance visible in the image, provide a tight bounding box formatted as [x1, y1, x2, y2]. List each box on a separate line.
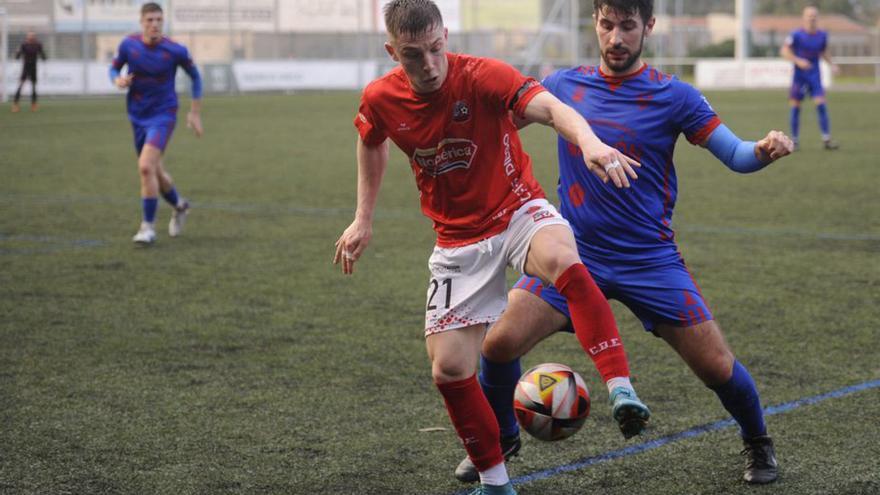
[333, 1, 648, 493]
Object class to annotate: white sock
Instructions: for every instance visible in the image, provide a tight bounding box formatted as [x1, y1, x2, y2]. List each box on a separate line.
[606, 376, 633, 395]
[479, 461, 510, 486]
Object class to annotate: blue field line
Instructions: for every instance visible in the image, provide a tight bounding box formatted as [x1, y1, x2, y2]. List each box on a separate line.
[0, 233, 106, 254]
[451, 378, 880, 494]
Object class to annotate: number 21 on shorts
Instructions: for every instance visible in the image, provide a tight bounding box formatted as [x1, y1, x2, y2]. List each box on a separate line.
[427, 278, 452, 310]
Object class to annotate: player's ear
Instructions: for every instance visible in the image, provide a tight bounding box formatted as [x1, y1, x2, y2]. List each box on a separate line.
[384, 42, 399, 62]
[645, 16, 656, 36]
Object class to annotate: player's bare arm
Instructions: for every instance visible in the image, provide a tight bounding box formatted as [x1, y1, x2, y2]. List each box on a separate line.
[520, 91, 639, 188]
[334, 136, 389, 275]
[187, 99, 204, 137]
[821, 50, 840, 75]
[781, 44, 811, 71]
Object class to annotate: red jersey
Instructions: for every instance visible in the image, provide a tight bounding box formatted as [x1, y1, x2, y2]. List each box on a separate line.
[354, 52, 547, 247]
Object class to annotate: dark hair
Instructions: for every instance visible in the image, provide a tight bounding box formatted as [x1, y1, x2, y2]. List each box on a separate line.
[593, 0, 653, 25]
[141, 2, 163, 16]
[384, 0, 443, 39]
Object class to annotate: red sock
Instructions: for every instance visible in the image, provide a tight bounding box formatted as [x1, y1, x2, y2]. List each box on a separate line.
[436, 375, 504, 472]
[555, 263, 630, 381]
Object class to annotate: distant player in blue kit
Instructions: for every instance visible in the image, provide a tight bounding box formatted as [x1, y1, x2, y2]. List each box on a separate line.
[454, 0, 794, 486]
[110, 2, 203, 245]
[781, 5, 839, 150]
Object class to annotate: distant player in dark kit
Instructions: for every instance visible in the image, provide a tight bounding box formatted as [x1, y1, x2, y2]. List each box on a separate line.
[454, 0, 794, 487]
[781, 5, 839, 150]
[110, 2, 203, 245]
[12, 31, 47, 113]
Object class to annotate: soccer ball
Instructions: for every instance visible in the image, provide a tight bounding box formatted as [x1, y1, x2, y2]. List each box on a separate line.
[514, 363, 590, 441]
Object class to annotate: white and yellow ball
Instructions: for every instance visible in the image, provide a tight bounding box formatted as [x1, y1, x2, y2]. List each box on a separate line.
[514, 363, 590, 441]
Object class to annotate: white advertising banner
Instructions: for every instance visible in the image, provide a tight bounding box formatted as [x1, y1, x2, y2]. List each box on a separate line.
[232, 60, 378, 91]
[696, 59, 833, 90]
[171, 0, 275, 32]
[4, 61, 83, 95]
[2, 61, 184, 95]
[54, 0, 160, 32]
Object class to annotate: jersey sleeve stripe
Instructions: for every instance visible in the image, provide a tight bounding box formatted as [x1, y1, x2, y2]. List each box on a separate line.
[686, 115, 722, 145]
[510, 81, 546, 118]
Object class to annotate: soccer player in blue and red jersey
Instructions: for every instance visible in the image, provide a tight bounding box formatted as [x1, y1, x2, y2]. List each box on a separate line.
[781, 6, 839, 150]
[110, 2, 203, 245]
[454, 0, 794, 486]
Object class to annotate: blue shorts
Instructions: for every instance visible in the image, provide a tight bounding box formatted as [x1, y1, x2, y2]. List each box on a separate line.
[789, 72, 825, 101]
[132, 121, 176, 155]
[514, 252, 713, 333]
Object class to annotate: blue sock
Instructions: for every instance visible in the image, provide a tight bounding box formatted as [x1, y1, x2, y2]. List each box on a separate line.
[709, 360, 767, 439]
[817, 103, 830, 138]
[142, 197, 158, 224]
[789, 106, 800, 142]
[479, 355, 521, 438]
[161, 186, 180, 207]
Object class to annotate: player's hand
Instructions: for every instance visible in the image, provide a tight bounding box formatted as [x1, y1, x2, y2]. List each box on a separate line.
[186, 111, 203, 138]
[114, 74, 134, 89]
[796, 59, 812, 70]
[831, 63, 841, 76]
[334, 219, 373, 275]
[755, 130, 794, 162]
[583, 142, 640, 188]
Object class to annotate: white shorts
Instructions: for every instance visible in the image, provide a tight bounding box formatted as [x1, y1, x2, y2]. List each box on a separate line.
[424, 198, 570, 336]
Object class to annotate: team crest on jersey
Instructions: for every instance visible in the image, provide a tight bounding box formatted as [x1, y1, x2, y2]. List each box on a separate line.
[452, 100, 471, 123]
[413, 138, 478, 176]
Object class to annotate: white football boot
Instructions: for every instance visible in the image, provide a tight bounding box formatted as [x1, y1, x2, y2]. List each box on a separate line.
[168, 200, 190, 237]
[132, 222, 157, 245]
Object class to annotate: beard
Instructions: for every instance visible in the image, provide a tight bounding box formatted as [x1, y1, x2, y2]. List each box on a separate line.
[601, 35, 644, 74]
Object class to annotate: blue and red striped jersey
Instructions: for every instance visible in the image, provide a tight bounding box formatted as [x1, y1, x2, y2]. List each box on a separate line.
[110, 34, 202, 126]
[785, 29, 827, 76]
[542, 63, 720, 260]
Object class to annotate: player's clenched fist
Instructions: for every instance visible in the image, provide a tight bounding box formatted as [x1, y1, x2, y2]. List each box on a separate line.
[114, 74, 134, 89]
[755, 130, 795, 162]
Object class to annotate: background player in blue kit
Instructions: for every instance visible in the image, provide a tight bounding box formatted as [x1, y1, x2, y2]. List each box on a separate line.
[110, 2, 203, 245]
[454, 0, 794, 486]
[781, 6, 839, 151]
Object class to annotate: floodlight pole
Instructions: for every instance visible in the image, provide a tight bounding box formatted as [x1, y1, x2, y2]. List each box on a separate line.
[735, 0, 752, 60]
